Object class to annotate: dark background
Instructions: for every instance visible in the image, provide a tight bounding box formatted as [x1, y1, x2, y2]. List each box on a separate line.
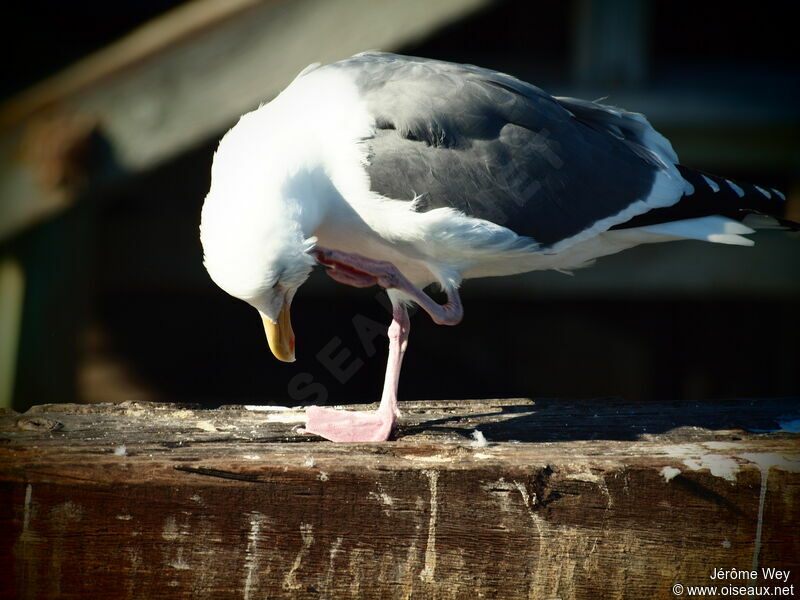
[3, 0, 798, 410]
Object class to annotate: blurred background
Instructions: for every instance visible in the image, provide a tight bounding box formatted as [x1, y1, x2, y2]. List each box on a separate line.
[1, 0, 798, 412]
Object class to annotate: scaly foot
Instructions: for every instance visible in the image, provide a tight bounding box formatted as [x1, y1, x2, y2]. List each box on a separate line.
[299, 405, 396, 442]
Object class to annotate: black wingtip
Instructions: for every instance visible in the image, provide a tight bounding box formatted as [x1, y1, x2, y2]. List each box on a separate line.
[675, 166, 790, 223]
[611, 166, 796, 231]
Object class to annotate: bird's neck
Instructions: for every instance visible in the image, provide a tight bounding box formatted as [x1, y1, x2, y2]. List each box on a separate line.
[277, 164, 345, 240]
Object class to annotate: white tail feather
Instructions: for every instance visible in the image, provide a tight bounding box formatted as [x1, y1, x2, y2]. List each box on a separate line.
[638, 216, 755, 246]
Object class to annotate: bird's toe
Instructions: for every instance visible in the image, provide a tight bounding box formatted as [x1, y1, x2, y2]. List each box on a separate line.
[302, 405, 395, 442]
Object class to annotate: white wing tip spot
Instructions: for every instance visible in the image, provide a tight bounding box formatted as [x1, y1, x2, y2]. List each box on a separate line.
[701, 174, 720, 193]
[725, 180, 745, 198]
[754, 185, 771, 199]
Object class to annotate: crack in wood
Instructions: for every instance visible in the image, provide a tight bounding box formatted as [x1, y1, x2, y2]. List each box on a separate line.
[2, 400, 799, 599]
[174, 466, 263, 482]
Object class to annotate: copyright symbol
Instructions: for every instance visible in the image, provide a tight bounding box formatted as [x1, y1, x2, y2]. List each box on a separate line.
[672, 583, 684, 595]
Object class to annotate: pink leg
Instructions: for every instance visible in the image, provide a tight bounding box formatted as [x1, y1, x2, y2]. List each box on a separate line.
[301, 304, 409, 442]
[300, 247, 461, 442]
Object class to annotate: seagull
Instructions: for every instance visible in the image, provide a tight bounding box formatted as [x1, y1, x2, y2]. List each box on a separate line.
[200, 52, 793, 442]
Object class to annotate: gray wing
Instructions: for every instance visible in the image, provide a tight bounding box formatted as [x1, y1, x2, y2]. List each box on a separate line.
[324, 52, 685, 249]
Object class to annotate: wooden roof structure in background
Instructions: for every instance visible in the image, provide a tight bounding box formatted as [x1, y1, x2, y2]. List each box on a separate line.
[0, 0, 494, 242]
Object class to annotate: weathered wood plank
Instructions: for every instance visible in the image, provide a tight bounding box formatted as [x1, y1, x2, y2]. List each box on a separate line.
[1, 399, 799, 599]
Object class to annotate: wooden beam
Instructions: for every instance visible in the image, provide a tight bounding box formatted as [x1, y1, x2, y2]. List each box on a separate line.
[0, 0, 270, 131]
[2, 399, 799, 598]
[0, 0, 495, 242]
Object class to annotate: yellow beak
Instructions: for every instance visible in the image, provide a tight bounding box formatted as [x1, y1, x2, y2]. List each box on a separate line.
[262, 302, 295, 362]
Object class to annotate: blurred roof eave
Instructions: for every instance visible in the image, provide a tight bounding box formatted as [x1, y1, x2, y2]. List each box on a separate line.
[0, 0, 496, 243]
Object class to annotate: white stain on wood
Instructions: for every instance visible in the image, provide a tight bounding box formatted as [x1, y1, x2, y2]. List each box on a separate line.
[22, 483, 32, 532]
[347, 547, 374, 597]
[400, 519, 424, 599]
[16, 485, 39, 599]
[162, 516, 179, 541]
[483, 477, 516, 513]
[419, 470, 439, 583]
[283, 523, 314, 590]
[751, 462, 769, 574]
[740, 452, 800, 474]
[682, 454, 739, 481]
[739, 453, 800, 574]
[660, 466, 681, 482]
[126, 547, 142, 600]
[244, 405, 305, 422]
[565, 471, 602, 484]
[515, 481, 546, 600]
[400, 454, 453, 463]
[160, 513, 195, 580]
[369, 482, 395, 516]
[50, 501, 83, 599]
[168, 548, 191, 570]
[515, 478, 622, 599]
[471, 429, 489, 447]
[514, 480, 534, 508]
[243, 512, 266, 600]
[321, 536, 344, 593]
[329, 536, 343, 565]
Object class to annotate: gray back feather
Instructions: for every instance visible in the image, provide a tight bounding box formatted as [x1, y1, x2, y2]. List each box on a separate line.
[319, 53, 674, 247]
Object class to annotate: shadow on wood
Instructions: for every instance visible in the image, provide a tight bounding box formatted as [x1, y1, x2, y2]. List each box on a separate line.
[1, 398, 798, 599]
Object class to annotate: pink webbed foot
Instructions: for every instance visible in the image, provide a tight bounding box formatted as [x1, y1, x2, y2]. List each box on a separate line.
[299, 405, 396, 442]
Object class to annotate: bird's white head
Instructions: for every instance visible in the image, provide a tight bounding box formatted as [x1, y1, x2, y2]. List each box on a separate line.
[200, 111, 318, 363]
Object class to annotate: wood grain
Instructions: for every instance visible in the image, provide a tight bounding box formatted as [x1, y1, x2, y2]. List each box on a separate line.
[1, 398, 799, 599]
